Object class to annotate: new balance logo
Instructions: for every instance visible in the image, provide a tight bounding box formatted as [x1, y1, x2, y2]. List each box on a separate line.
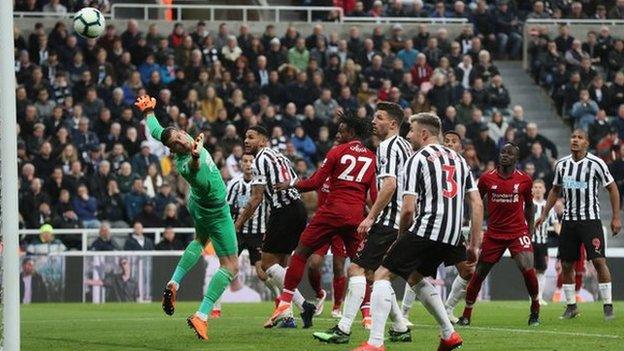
[491, 185, 498, 190]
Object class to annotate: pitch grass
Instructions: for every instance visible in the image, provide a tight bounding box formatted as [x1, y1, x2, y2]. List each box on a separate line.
[22, 301, 623, 350]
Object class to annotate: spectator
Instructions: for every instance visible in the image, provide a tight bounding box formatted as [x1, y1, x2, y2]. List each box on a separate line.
[133, 200, 163, 228]
[485, 75, 511, 114]
[291, 126, 317, 167]
[20, 258, 47, 304]
[565, 40, 590, 67]
[427, 73, 452, 113]
[225, 144, 244, 179]
[473, 123, 497, 164]
[125, 178, 149, 221]
[488, 110, 509, 143]
[397, 39, 418, 70]
[52, 189, 82, 230]
[131, 142, 160, 177]
[589, 109, 612, 149]
[524, 142, 552, 181]
[26, 224, 66, 255]
[362, 55, 389, 90]
[613, 104, 624, 140]
[143, 163, 163, 198]
[162, 203, 186, 228]
[155, 227, 185, 250]
[288, 38, 310, 72]
[20, 178, 51, 229]
[100, 179, 128, 228]
[90, 222, 120, 251]
[517, 123, 558, 161]
[570, 89, 599, 131]
[313, 88, 338, 122]
[527, 1, 550, 19]
[32, 142, 55, 179]
[609, 0, 624, 19]
[494, 0, 522, 59]
[72, 184, 100, 228]
[156, 184, 178, 217]
[124, 222, 155, 250]
[456, 90, 475, 125]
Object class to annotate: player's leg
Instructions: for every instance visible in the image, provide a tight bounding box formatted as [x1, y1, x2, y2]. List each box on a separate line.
[558, 220, 582, 319]
[445, 260, 474, 324]
[581, 221, 613, 320]
[533, 243, 548, 306]
[400, 281, 416, 325]
[365, 266, 397, 349]
[330, 236, 347, 317]
[307, 253, 326, 300]
[575, 245, 586, 302]
[512, 247, 540, 326]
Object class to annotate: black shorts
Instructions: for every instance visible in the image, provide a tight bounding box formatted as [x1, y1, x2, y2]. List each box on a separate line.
[263, 200, 307, 254]
[238, 233, 263, 265]
[352, 224, 398, 271]
[382, 234, 466, 280]
[559, 219, 605, 261]
[532, 243, 549, 271]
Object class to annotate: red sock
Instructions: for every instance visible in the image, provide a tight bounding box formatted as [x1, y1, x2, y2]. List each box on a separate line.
[522, 268, 540, 314]
[333, 276, 346, 310]
[463, 272, 486, 319]
[575, 273, 583, 292]
[308, 267, 323, 298]
[360, 282, 372, 318]
[556, 272, 563, 289]
[279, 253, 307, 303]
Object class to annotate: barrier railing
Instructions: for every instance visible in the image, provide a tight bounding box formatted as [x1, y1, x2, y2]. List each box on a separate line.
[110, 4, 343, 22]
[342, 17, 468, 24]
[13, 11, 112, 19]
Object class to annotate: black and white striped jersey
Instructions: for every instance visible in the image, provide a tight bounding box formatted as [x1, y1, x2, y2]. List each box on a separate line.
[552, 153, 614, 221]
[251, 147, 301, 209]
[532, 199, 556, 244]
[375, 134, 414, 229]
[227, 176, 269, 235]
[403, 144, 477, 246]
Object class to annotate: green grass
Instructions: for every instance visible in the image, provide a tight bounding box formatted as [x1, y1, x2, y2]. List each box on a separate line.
[22, 301, 623, 350]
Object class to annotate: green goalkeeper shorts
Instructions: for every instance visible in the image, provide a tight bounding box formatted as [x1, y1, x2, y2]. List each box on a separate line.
[188, 198, 238, 257]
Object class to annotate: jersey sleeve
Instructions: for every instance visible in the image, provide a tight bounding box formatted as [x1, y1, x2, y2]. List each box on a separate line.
[402, 155, 420, 196]
[296, 148, 337, 192]
[226, 179, 238, 206]
[523, 176, 534, 204]
[476, 173, 488, 197]
[251, 155, 267, 186]
[552, 160, 564, 187]
[377, 142, 398, 179]
[145, 113, 164, 141]
[595, 158, 615, 187]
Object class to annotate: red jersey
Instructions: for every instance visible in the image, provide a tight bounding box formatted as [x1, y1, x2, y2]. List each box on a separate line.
[297, 140, 377, 224]
[478, 169, 533, 238]
[317, 177, 331, 208]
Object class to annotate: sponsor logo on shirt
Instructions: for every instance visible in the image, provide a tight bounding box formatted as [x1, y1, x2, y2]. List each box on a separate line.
[562, 177, 588, 189]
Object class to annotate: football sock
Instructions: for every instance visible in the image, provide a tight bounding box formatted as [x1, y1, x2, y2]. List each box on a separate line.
[537, 273, 545, 301]
[333, 276, 346, 310]
[413, 279, 454, 340]
[522, 268, 540, 313]
[361, 281, 371, 318]
[389, 286, 408, 332]
[563, 284, 576, 305]
[171, 240, 204, 288]
[198, 268, 233, 320]
[368, 280, 393, 347]
[598, 282, 612, 304]
[279, 253, 306, 303]
[556, 272, 563, 289]
[264, 276, 281, 297]
[463, 272, 485, 319]
[266, 263, 305, 311]
[401, 281, 416, 317]
[445, 275, 469, 312]
[338, 275, 366, 333]
[308, 267, 323, 298]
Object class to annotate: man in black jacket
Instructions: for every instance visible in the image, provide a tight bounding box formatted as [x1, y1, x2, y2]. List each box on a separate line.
[90, 222, 121, 251]
[20, 258, 48, 303]
[516, 123, 558, 161]
[156, 227, 185, 250]
[124, 221, 155, 250]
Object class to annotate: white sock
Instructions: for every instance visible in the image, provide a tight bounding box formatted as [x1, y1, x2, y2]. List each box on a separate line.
[401, 282, 416, 317]
[167, 280, 180, 291]
[537, 273, 546, 301]
[599, 282, 612, 304]
[265, 264, 305, 311]
[413, 280, 454, 340]
[338, 275, 366, 334]
[389, 286, 408, 332]
[264, 277, 281, 297]
[195, 311, 208, 321]
[445, 275, 468, 313]
[562, 284, 576, 305]
[367, 280, 393, 347]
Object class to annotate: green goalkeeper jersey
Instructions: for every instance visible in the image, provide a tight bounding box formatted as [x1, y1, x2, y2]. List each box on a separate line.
[146, 114, 227, 208]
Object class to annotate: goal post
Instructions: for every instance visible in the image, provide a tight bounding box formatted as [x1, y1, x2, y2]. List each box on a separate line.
[1, 0, 21, 349]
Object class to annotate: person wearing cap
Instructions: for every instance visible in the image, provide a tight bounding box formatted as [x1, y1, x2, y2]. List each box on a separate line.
[135, 95, 239, 340]
[26, 224, 67, 255]
[131, 141, 160, 177]
[473, 122, 497, 163]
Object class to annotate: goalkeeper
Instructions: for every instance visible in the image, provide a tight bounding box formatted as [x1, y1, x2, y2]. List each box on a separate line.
[135, 95, 238, 341]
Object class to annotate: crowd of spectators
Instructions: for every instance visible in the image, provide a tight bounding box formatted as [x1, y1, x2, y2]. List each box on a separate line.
[15, 17, 561, 250]
[15, 0, 110, 13]
[527, 23, 624, 199]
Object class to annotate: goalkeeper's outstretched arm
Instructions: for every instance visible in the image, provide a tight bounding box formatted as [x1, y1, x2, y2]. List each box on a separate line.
[135, 96, 163, 141]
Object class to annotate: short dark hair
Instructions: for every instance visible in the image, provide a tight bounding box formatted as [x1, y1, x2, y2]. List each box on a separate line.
[410, 112, 441, 136]
[533, 179, 546, 186]
[161, 126, 177, 145]
[338, 109, 372, 140]
[443, 130, 462, 140]
[248, 125, 269, 138]
[377, 101, 404, 125]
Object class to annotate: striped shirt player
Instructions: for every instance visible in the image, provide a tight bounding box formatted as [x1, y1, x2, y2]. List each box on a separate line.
[539, 130, 621, 320]
[252, 147, 301, 210]
[352, 134, 413, 272]
[532, 198, 552, 273]
[227, 172, 269, 265]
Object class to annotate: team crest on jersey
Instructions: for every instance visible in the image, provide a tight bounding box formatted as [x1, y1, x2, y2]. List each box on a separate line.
[491, 185, 498, 190]
[513, 184, 519, 193]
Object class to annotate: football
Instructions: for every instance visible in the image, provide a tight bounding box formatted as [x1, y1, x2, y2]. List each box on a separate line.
[72, 7, 105, 39]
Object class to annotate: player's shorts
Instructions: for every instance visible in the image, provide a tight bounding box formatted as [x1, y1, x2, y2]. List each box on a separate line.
[313, 235, 348, 258]
[189, 199, 238, 257]
[479, 233, 533, 264]
[352, 223, 398, 271]
[238, 233, 263, 265]
[263, 200, 307, 254]
[299, 213, 360, 259]
[382, 234, 467, 280]
[532, 243, 549, 271]
[559, 220, 604, 261]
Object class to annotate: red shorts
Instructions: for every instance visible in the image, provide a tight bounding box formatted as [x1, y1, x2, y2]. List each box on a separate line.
[299, 214, 362, 260]
[479, 234, 533, 264]
[313, 235, 347, 257]
[575, 244, 587, 272]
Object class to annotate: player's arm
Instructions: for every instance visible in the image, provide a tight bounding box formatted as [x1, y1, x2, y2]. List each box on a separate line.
[466, 189, 484, 264]
[536, 185, 560, 227]
[189, 133, 205, 171]
[134, 96, 162, 141]
[524, 180, 535, 236]
[398, 194, 416, 236]
[358, 176, 396, 234]
[606, 181, 622, 236]
[235, 184, 264, 232]
[290, 151, 336, 193]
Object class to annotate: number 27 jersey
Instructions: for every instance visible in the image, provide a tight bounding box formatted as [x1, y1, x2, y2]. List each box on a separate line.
[296, 140, 377, 224]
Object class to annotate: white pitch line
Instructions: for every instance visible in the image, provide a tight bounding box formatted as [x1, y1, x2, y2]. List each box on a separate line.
[23, 316, 621, 340]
